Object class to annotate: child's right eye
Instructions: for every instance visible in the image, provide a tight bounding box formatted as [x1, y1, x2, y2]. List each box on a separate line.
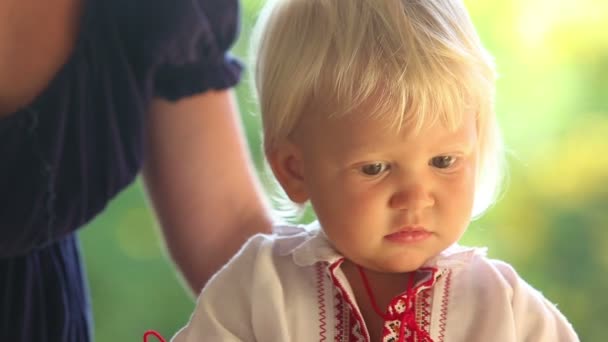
[360, 162, 390, 176]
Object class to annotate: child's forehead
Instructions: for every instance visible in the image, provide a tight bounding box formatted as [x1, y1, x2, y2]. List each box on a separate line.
[296, 107, 473, 150]
[296, 109, 477, 160]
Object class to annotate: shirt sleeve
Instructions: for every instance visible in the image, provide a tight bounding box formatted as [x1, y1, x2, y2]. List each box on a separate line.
[492, 260, 580, 342]
[151, 0, 243, 100]
[171, 235, 265, 342]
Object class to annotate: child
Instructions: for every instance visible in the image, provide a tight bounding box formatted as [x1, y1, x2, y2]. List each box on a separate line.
[173, 0, 579, 341]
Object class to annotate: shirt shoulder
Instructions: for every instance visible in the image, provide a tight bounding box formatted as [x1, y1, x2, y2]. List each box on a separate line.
[449, 255, 580, 341]
[208, 224, 314, 278]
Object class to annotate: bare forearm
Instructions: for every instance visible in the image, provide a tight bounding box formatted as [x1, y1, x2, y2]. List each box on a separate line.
[164, 198, 271, 294]
[157, 187, 271, 294]
[142, 90, 272, 294]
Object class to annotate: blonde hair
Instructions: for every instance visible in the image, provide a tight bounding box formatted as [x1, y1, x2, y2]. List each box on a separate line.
[251, 0, 505, 217]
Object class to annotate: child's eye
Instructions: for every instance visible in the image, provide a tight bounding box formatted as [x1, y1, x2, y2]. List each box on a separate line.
[430, 156, 457, 169]
[360, 162, 390, 176]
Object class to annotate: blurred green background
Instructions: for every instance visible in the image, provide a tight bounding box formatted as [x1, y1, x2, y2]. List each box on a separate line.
[79, 0, 607, 341]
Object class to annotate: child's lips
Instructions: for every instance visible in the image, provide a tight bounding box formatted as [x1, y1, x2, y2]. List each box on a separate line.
[384, 227, 432, 243]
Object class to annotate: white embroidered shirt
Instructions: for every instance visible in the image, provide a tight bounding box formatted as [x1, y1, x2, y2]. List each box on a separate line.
[172, 223, 579, 342]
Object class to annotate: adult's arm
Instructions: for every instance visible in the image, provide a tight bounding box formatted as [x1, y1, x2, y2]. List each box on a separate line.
[142, 89, 271, 294]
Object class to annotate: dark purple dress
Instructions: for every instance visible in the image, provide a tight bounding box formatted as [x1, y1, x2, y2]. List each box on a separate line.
[0, 0, 242, 340]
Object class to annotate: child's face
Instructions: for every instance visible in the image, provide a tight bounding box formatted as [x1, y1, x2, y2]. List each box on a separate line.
[290, 109, 479, 273]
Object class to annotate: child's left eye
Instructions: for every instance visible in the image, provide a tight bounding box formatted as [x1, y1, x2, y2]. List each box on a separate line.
[430, 156, 457, 169]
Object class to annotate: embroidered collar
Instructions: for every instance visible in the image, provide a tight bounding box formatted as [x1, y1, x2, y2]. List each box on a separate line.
[275, 221, 487, 269]
[274, 222, 484, 342]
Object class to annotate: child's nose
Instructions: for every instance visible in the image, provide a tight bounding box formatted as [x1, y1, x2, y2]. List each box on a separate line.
[389, 182, 434, 211]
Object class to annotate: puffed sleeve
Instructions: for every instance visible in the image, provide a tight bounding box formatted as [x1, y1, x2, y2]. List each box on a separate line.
[0, 0, 244, 257]
[148, 0, 243, 100]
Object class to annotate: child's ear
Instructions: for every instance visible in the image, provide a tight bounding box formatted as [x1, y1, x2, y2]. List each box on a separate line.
[268, 142, 309, 203]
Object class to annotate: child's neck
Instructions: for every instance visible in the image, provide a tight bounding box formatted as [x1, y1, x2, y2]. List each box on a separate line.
[341, 260, 417, 341]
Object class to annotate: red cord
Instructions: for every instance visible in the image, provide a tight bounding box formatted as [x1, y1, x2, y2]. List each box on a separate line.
[357, 266, 395, 320]
[143, 330, 167, 342]
[357, 266, 434, 342]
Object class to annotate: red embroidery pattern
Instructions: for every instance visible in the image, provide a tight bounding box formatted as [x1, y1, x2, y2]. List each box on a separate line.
[333, 284, 366, 342]
[317, 262, 328, 341]
[438, 270, 452, 342]
[357, 267, 437, 342]
[329, 260, 368, 342]
[334, 291, 346, 341]
[378, 287, 434, 342]
[349, 316, 366, 342]
[319, 259, 443, 342]
[418, 288, 433, 334]
[334, 291, 348, 342]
